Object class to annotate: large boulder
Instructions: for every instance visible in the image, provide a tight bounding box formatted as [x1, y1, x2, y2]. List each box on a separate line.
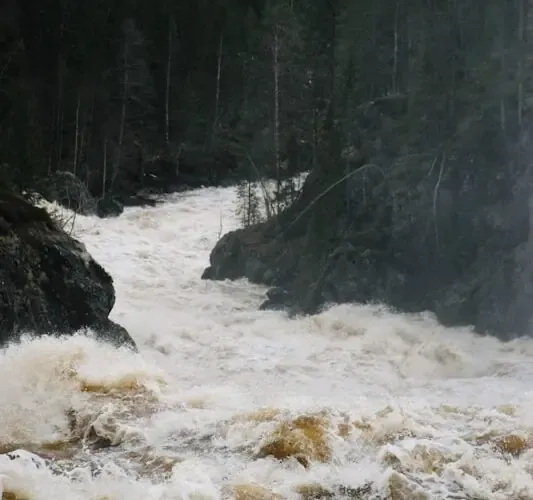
[37, 171, 97, 215]
[96, 195, 124, 218]
[0, 193, 136, 349]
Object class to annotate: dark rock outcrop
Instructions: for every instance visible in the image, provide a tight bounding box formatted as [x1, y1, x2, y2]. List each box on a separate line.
[0, 193, 136, 349]
[203, 99, 533, 341]
[259, 287, 292, 311]
[37, 171, 154, 218]
[33, 145, 241, 219]
[37, 171, 97, 215]
[96, 195, 124, 218]
[204, 182, 533, 339]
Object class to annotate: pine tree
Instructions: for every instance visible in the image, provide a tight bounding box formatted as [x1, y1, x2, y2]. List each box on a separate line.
[235, 179, 262, 227]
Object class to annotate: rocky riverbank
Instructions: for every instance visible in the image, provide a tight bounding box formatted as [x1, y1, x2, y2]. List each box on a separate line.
[203, 99, 533, 341]
[35, 146, 246, 219]
[0, 192, 136, 349]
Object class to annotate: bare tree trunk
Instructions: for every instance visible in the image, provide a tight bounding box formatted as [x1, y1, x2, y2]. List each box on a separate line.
[242, 57, 249, 111]
[312, 108, 318, 169]
[273, 26, 281, 213]
[80, 90, 95, 190]
[114, 41, 129, 190]
[165, 18, 174, 150]
[518, 0, 525, 129]
[58, 107, 64, 170]
[212, 32, 223, 144]
[500, 97, 507, 133]
[370, 4, 378, 97]
[247, 181, 252, 227]
[55, 6, 66, 172]
[48, 100, 56, 175]
[73, 90, 80, 175]
[500, 14, 507, 132]
[102, 135, 108, 197]
[446, 0, 458, 121]
[523, 0, 533, 137]
[56, 58, 64, 170]
[392, 0, 400, 93]
[79, 96, 88, 173]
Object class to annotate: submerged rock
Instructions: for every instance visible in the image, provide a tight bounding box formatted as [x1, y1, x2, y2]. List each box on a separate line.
[0, 193, 136, 349]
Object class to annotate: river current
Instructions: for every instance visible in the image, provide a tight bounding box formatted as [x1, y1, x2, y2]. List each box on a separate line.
[1, 185, 533, 499]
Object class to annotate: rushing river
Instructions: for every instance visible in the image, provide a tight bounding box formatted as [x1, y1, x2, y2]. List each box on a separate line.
[1, 185, 533, 499]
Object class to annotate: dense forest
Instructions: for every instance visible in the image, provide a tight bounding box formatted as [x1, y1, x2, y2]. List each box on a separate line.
[0, 0, 312, 199]
[1, 0, 531, 200]
[3, 0, 533, 337]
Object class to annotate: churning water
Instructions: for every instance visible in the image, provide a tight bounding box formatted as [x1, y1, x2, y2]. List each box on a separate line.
[2, 185, 533, 499]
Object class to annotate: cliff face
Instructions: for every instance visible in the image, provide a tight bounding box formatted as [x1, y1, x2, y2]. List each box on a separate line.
[0, 193, 136, 349]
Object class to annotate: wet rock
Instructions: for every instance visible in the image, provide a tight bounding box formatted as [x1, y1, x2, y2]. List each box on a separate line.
[37, 170, 97, 215]
[0, 193, 136, 350]
[204, 231, 244, 281]
[260, 287, 291, 311]
[266, 286, 289, 302]
[321, 244, 384, 304]
[205, 228, 261, 281]
[96, 195, 124, 218]
[244, 257, 268, 282]
[200, 266, 214, 280]
[90, 318, 136, 349]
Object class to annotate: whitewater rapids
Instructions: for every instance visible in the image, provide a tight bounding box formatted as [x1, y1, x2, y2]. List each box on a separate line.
[1, 185, 533, 499]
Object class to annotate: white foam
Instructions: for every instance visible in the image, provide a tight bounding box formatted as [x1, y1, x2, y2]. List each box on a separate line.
[1, 183, 533, 498]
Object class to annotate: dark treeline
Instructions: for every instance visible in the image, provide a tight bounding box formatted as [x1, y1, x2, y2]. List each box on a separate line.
[0, 0, 319, 198]
[1, 1, 531, 199]
[3, 0, 533, 334]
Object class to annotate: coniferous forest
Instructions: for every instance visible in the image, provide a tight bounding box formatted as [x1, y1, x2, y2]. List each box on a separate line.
[2, 0, 531, 201]
[4, 0, 533, 338]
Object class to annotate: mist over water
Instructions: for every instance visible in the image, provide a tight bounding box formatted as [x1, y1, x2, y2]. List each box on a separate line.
[2, 185, 533, 499]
